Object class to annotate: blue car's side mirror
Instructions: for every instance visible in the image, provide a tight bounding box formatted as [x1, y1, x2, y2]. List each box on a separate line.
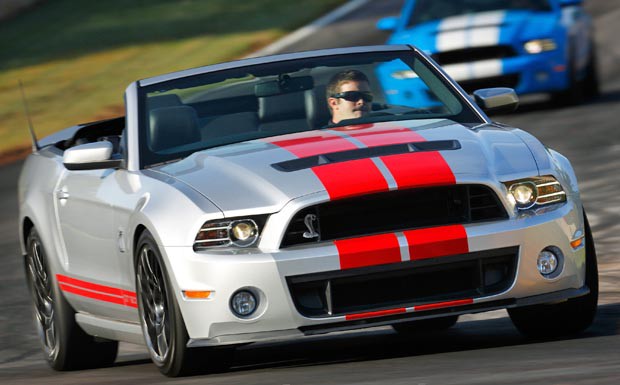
[377, 16, 399, 31]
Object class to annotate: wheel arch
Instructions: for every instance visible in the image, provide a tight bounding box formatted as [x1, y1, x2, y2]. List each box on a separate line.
[132, 224, 149, 267]
[21, 216, 35, 253]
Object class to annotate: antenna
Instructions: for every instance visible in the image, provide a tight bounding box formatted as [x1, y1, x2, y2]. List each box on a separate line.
[18, 80, 40, 152]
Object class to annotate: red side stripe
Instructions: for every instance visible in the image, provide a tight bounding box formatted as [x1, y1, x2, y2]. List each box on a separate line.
[57, 274, 137, 308]
[414, 298, 473, 311]
[345, 307, 406, 321]
[404, 225, 469, 261]
[380, 151, 456, 189]
[335, 233, 401, 270]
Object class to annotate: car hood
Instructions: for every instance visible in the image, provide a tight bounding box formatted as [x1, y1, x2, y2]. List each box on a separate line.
[388, 10, 557, 52]
[152, 119, 539, 215]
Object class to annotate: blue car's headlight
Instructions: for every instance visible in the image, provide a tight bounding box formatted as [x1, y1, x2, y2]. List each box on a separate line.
[504, 176, 566, 210]
[524, 39, 557, 54]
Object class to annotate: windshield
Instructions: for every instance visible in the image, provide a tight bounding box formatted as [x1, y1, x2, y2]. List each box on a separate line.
[138, 50, 482, 168]
[407, 0, 552, 27]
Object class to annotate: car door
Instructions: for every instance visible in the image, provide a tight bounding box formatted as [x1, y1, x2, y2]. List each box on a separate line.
[54, 167, 136, 319]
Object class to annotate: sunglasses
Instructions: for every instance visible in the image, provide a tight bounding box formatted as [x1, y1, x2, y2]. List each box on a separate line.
[330, 91, 374, 103]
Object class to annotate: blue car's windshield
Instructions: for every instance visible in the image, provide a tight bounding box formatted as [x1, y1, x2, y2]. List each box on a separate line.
[137, 50, 483, 169]
[407, 0, 552, 27]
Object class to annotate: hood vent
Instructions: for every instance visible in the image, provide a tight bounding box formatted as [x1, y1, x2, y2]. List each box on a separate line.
[272, 140, 461, 172]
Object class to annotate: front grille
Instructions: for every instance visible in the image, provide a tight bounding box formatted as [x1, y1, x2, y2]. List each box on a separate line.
[458, 74, 520, 94]
[432, 45, 516, 65]
[287, 247, 518, 318]
[281, 185, 507, 248]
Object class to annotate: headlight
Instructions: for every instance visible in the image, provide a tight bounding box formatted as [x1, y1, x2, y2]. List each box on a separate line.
[524, 39, 557, 54]
[194, 216, 267, 250]
[504, 176, 566, 211]
[391, 70, 419, 79]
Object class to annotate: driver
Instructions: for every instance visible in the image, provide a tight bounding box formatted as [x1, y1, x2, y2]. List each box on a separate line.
[326, 70, 373, 125]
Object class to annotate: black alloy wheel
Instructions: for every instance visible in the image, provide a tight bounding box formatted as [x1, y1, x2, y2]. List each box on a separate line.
[26, 230, 58, 361]
[137, 242, 172, 364]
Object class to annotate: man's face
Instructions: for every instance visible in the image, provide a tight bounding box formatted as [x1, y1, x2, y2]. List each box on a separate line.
[328, 80, 372, 123]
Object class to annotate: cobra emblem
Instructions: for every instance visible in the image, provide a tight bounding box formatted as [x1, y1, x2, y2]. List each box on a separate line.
[302, 213, 319, 239]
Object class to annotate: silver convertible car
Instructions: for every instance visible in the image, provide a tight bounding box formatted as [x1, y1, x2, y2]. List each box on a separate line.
[19, 45, 597, 376]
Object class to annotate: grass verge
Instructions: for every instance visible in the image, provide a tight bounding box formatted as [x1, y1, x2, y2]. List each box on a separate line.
[0, 0, 346, 158]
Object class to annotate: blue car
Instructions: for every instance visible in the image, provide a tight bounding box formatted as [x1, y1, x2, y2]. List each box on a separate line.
[377, 0, 599, 106]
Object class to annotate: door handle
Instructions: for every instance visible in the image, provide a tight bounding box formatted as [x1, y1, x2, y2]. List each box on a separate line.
[56, 190, 70, 200]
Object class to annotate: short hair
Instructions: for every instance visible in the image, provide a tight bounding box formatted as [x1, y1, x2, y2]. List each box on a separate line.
[326, 70, 369, 101]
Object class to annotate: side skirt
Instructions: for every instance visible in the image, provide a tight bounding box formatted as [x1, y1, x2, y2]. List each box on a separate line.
[75, 313, 145, 345]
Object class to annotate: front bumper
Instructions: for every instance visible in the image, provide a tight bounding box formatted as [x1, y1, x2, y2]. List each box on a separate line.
[162, 200, 585, 346]
[445, 50, 570, 95]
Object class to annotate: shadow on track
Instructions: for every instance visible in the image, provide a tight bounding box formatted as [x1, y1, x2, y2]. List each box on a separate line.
[111, 303, 620, 375]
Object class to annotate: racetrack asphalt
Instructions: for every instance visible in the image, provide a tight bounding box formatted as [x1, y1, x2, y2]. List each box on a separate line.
[1, 0, 619, 383]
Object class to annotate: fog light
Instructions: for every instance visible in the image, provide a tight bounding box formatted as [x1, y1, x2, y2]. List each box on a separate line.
[537, 250, 558, 276]
[231, 290, 257, 317]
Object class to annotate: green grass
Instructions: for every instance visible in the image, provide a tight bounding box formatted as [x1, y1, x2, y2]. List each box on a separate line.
[0, 0, 345, 155]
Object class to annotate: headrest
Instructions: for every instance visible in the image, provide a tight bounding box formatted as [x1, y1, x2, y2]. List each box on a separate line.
[148, 106, 201, 152]
[305, 85, 331, 128]
[146, 94, 182, 110]
[258, 91, 307, 123]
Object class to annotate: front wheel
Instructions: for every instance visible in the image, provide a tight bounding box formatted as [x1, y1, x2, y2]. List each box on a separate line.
[135, 230, 232, 377]
[508, 211, 598, 338]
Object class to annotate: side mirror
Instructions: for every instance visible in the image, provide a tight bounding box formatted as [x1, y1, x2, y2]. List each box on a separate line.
[377, 16, 399, 31]
[559, 0, 582, 7]
[473, 88, 519, 115]
[63, 141, 122, 171]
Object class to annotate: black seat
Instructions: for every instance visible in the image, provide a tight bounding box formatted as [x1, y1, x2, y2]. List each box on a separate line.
[200, 111, 259, 140]
[305, 85, 331, 129]
[148, 106, 201, 152]
[258, 91, 310, 132]
[147, 94, 183, 110]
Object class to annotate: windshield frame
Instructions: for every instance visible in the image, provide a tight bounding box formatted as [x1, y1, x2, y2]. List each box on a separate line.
[136, 46, 487, 169]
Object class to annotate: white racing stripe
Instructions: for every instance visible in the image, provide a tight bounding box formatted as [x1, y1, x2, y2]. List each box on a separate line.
[444, 59, 503, 81]
[437, 10, 505, 51]
[396, 232, 411, 262]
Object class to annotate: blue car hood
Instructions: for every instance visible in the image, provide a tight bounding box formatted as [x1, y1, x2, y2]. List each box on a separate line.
[388, 10, 558, 52]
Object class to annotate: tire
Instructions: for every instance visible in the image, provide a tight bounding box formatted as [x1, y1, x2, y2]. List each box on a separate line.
[135, 230, 232, 377]
[392, 315, 459, 334]
[583, 46, 601, 99]
[25, 227, 118, 370]
[551, 53, 584, 106]
[508, 210, 598, 338]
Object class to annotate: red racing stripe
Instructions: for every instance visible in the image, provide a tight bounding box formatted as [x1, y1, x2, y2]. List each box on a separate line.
[413, 298, 473, 311]
[267, 131, 356, 157]
[345, 307, 406, 321]
[380, 151, 456, 189]
[338, 124, 456, 190]
[312, 158, 388, 200]
[57, 274, 137, 308]
[269, 131, 388, 200]
[335, 233, 401, 270]
[403, 225, 469, 261]
[347, 126, 426, 147]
